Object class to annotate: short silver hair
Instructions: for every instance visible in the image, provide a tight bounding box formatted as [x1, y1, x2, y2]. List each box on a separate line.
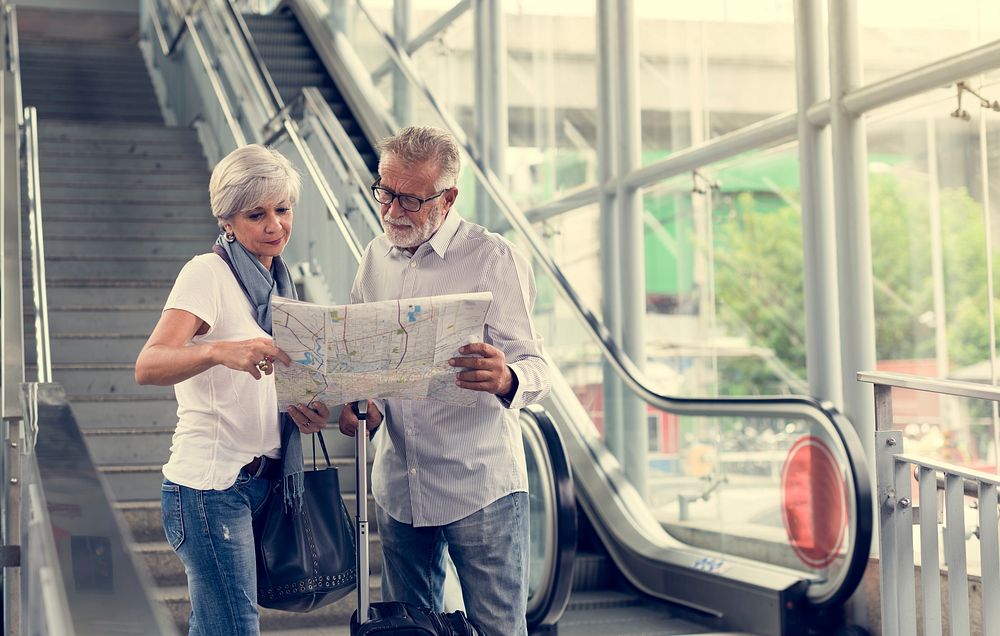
[377, 126, 461, 190]
[209, 144, 301, 229]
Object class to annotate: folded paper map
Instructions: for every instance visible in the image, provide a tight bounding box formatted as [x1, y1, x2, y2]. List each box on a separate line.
[271, 292, 493, 409]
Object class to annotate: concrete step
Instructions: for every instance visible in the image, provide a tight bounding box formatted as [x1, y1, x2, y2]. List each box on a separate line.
[40, 279, 173, 306]
[158, 578, 381, 632]
[32, 333, 147, 364]
[47, 364, 169, 397]
[84, 427, 173, 465]
[38, 137, 202, 155]
[41, 236, 208, 258]
[22, 84, 157, 102]
[135, 542, 186, 586]
[70, 394, 178, 430]
[43, 186, 209, 203]
[42, 217, 215, 237]
[40, 256, 188, 279]
[102, 464, 171, 502]
[34, 111, 162, 124]
[41, 170, 208, 188]
[44, 306, 163, 334]
[19, 41, 147, 60]
[42, 204, 219, 224]
[40, 154, 207, 172]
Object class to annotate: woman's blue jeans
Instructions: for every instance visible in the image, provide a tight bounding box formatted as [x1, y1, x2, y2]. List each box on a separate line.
[161, 468, 272, 636]
[376, 492, 530, 636]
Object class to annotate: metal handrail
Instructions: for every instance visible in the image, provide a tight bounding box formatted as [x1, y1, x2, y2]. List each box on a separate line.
[146, 0, 365, 261]
[351, 0, 872, 608]
[145, 0, 247, 146]
[23, 106, 50, 382]
[4, 4, 22, 127]
[858, 370, 1000, 403]
[299, 87, 382, 236]
[221, 0, 282, 111]
[213, 0, 363, 261]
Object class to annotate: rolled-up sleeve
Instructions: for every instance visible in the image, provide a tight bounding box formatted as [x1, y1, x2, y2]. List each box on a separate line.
[481, 242, 550, 410]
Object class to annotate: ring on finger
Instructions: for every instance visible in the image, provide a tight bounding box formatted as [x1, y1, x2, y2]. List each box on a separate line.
[256, 358, 272, 372]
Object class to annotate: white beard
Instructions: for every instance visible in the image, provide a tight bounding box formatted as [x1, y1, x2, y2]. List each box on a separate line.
[383, 203, 444, 249]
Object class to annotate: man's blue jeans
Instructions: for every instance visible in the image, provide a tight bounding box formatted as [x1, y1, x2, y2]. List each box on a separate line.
[376, 492, 529, 636]
[161, 468, 272, 636]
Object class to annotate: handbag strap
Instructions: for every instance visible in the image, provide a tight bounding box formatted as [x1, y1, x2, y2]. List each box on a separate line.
[311, 431, 332, 470]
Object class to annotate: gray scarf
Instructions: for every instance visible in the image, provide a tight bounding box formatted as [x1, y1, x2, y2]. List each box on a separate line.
[213, 235, 304, 512]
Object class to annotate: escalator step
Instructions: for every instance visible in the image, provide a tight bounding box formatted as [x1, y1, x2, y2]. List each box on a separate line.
[255, 42, 314, 60]
[261, 57, 326, 75]
[246, 30, 310, 49]
[241, 15, 299, 34]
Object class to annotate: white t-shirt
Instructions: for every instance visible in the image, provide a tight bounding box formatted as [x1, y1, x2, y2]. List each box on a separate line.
[161, 254, 282, 490]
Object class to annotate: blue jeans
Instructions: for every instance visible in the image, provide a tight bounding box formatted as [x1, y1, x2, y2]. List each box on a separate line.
[376, 492, 529, 636]
[161, 467, 273, 636]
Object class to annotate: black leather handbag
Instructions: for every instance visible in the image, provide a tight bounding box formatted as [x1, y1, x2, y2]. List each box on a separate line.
[254, 432, 357, 612]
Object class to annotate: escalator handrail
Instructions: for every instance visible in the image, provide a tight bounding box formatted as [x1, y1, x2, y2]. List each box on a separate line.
[221, 0, 285, 113]
[147, 0, 365, 262]
[521, 405, 577, 629]
[349, 0, 872, 608]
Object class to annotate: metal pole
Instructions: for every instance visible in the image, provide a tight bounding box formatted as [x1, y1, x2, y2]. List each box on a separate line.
[392, 0, 412, 126]
[355, 402, 370, 623]
[596, 0, 624, 461]
[794, 0, 842, 407]
[616, 0, 647, 498]
[472, 0, 506, 229]
[828, 0, 876, 469]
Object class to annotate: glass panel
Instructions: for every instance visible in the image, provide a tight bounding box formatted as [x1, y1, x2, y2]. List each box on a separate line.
[637, 0, 796, 164]
[505, 4, 598, 209]
[337, 6, 861, 596]
[639, 147, 807, 398]
[866, 82, 1000, 472]
[860, 1, 1000, 83]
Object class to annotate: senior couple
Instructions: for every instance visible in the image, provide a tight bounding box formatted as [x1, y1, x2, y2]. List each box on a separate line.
[134, 126, 550, 636]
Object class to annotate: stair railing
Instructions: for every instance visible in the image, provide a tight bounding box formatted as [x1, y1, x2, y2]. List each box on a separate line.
[147, 0, 367, 262]
[144, 0, 247, 146]
[859, 371, 1000, 636]
[22, 105, 50, 382]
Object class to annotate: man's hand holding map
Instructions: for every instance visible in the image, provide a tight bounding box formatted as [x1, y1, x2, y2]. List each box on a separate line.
[271, 292, 493, 409]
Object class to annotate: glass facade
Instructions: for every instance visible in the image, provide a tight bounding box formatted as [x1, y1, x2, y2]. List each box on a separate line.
[327, 0, 999, 603]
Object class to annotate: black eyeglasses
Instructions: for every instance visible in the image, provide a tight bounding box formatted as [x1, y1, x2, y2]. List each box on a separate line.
[371, 179, 448, 213]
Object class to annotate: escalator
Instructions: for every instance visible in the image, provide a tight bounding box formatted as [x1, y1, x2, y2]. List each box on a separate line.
[141, 2, 874, 634]
[237, 7, 380, 174]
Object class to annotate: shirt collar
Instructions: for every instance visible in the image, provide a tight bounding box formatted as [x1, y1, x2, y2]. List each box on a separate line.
[383, 209, 462, 259]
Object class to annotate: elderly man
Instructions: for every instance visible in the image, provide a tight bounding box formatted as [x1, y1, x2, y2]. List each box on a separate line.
[338, 126, 550, 636]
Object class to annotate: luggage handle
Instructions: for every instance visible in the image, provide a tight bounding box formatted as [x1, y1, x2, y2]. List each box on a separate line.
[353, 401, 370, 623]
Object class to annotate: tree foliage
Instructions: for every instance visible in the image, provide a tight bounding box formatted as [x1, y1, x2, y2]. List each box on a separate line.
[713, 172, 992, 390]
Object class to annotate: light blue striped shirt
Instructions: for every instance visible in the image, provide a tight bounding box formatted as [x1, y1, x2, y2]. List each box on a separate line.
[351, 209, 551, 526]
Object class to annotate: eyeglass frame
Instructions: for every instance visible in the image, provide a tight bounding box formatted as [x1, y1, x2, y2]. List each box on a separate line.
[371, 178, 450, 213]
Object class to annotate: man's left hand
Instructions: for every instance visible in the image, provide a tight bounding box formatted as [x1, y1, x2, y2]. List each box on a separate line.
[288, 401, 331, 434]
[450, 342, 512, 396]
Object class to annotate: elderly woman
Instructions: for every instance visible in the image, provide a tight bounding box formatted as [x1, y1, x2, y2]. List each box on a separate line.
[135, 144, 329, 635]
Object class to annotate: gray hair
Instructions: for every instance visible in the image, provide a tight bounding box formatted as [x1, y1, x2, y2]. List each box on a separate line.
[377, 126, 461, 190]
[209, 144, 301, 229]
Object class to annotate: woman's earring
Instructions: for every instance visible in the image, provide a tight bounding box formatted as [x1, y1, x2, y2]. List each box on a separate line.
[225, 231, 236, 243]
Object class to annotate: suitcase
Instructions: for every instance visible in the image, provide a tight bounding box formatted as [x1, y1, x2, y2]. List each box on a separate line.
[349, 401, 484, 636]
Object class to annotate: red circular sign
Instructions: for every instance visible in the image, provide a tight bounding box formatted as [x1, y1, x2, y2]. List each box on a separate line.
[780, 436, 848, 569]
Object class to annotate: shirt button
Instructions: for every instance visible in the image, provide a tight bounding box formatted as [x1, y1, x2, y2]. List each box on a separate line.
[409, 261, 417, 268]
[409, 468, 417, 475]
